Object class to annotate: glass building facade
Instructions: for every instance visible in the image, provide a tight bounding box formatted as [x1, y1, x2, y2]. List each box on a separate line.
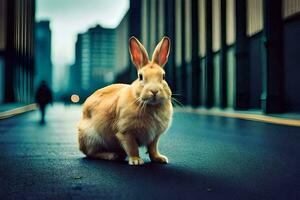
[121, 0, 300, 113]
[0, 0, 35, 103]
[35, 20, 52, 91]
[74, 25, 117, 93]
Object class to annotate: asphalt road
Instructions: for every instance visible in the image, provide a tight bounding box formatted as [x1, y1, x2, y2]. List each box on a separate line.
[0, 104, 299, 200]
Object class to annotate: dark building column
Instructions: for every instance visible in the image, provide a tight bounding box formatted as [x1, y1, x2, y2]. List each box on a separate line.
[29, 0, 35, 102]
[180, 0, 187, 105]
[129, 0, 142, 45]
[205, 0, 213, 108]
[129, 0, 142, 80]
[261, 0, 284, 113]
[235, 0, 250, 110]
[191, 0, 200, 107]
[4, 0, 15, 102]
[220, 0, 227, 108]
[164, 0, 176, 92]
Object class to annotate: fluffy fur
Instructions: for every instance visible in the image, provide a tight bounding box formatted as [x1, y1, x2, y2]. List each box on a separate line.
[77, 36, 173, 165]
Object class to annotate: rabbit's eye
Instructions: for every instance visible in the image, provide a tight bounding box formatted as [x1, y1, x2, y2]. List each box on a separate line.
[139, 74, 143, 81]
[163, 74, 165, 80]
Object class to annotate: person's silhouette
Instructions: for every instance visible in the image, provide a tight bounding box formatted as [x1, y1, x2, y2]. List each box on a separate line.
[35, 81, 53, 124]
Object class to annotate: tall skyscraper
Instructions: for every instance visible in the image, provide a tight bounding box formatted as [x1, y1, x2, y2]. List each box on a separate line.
[0, 0, 35, 103]
[74, 25, 117, 92]
[35, 20, 52, 90]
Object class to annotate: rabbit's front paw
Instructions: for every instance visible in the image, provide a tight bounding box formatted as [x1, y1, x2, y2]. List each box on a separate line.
[128, 157, 144, 165]
[150, 154, 168, 164]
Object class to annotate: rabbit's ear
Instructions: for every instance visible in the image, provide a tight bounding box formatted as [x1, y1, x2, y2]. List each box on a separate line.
[152, 37, 170, 67]
[129, 37, 149, 69]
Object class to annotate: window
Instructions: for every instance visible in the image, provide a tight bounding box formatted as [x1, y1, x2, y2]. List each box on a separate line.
[283, 0, 300, 18]
[212, 0, 221, 52]
[246, 0, 263, 36]
[141, 0, 148, 48]
[175, 0, 182, 66]
[158, 0, 165, 39]
[185, 0, 192, 62]
[199, 0, 206, 57]
[0, 0, 6, 50]
[226, 0, 236, 45]
[149, 0, 156, 52]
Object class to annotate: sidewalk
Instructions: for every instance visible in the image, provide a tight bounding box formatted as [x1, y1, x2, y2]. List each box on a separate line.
[0, 103, 37, 119]
[177, 106, 300, 127]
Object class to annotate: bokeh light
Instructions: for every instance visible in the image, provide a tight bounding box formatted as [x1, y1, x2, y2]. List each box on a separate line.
[70, 94, 80, 103]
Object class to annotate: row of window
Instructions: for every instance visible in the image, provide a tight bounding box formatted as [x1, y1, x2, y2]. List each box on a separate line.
[141, 0, 300, 62]
[0, 0, 6, 50]
[14, 0, 35, 103]
[77, 25, 119, 90]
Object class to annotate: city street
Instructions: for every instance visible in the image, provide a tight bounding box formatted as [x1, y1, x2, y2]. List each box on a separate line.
[0, 104, 299, 199]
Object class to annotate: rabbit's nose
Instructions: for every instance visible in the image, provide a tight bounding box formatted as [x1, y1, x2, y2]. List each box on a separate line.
[151, 90, 158, 96]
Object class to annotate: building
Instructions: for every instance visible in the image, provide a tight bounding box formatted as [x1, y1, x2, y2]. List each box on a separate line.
[73, 25, 117, 93]
[115, 12, 130, 75]
[67, 12, 131, 101]
[0, 0, 35, 103]
[122, 0, 300, 113]
[68, 63, 81, 93]
[35, 20, 52, 90]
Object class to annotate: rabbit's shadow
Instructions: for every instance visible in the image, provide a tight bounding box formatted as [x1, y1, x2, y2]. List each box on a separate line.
[78, 157, 256, 199]
[80, 156, 170, 169]
[79, 157, 215, 188]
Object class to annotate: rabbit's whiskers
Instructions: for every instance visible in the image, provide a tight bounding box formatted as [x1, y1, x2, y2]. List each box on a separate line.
[171, 97, 184, 107]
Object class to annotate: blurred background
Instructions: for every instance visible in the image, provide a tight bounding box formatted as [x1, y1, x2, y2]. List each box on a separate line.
[1, 1, 300, 198]
[0, 0, 300, 114]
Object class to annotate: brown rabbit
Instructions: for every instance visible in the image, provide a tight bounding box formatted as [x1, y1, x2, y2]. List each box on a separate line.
[77, 36, 173, 165]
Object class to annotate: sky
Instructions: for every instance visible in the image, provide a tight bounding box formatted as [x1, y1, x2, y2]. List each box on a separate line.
[36, 0, 129, 92]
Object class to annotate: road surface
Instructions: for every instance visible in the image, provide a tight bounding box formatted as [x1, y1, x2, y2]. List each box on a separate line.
[0, 104, 299, 199]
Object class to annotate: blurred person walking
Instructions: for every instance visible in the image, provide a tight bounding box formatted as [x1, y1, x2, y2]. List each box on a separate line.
[35, 81, 53, 124]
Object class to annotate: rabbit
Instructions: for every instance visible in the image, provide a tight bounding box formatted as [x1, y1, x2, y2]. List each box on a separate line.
[77, 36, 173, 165]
